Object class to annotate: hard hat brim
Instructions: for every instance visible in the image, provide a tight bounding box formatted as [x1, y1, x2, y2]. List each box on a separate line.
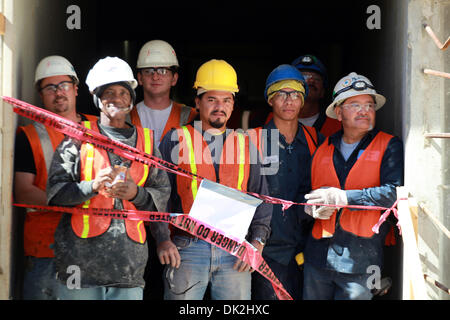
[325, 93, 386, 119]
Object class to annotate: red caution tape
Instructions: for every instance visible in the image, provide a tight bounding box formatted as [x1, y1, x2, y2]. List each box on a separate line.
[3, 96, 402, 227]
[4, 96, 403, 298]
[14, 203, 292, 300]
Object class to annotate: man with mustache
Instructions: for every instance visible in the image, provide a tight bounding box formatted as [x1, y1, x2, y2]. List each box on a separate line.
[46, 57, 170, 300]
[155, 59, 272, 300]
[14, 56, 97, 299]
[303, 72, 404, 300]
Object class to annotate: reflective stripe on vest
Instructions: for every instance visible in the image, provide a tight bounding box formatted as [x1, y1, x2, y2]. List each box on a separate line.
[75, 121, 152, 243]
[176, 125, 250, 213]
[237, 132, 245, 191]
[310, 132, 393, 239]
[181, 125, 199, 200]
[137, 128, 153, 186]
[81, 121, 94, 238]
[32, 123, 54, 174]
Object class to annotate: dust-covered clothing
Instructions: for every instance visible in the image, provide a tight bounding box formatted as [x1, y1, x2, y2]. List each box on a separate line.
[47, 121, 170, 288]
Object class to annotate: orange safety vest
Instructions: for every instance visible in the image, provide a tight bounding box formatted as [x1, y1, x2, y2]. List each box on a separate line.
[319, 117, 342, 137]
[19, 123, 65, 257]
[71, 121, 153, 244]
[18, 113, 98, 257]
[130, 102, 198, 139]
[175, 125, 251, 214]
[248, 125, 319, 158]
[310, 131, 393, 239]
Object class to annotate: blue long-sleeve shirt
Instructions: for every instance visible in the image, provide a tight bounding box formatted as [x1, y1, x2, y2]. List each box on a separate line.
[261, 120, 324, 266]
[304, 128, 404, 274]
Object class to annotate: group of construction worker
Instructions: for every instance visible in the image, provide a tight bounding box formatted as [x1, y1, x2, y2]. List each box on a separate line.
[13, 39, 404, 301]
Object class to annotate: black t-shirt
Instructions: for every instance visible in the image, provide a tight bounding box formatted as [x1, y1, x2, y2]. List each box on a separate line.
[14, 130, 36, 174]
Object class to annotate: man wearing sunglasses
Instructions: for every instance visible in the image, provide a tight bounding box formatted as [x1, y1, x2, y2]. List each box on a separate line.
[130, 40, 197, 147]
[302, 72, 404, 300]
[14, 55, 97, 299]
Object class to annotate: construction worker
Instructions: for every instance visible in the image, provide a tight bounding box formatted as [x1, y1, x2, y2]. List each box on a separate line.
[155, 59, 272, 300]
[292, 54, 341, 136]
[303, 72, 404, 300]
[46, 57, 170, 300]
[264, 55, 341, 137]
[130, 40, 198, 146]
[250, 64, 324, 300]
[14, 55, 97, 300]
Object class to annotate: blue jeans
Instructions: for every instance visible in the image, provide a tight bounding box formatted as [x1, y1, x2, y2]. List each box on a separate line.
[23, 257, 59, 300]
[252, 256, 301, 300]
[163, 236, 251, 300]
[303, 262, 373, 300]
[55, 282, 143, 300]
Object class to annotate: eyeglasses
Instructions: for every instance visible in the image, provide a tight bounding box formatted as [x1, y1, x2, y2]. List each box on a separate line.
[273, 90, 304, 101]
[141, 67, 172, 76]
[340, 103, 376, 113]
[40, 81, 74, 95]
[332, 80, 374, 99]
[301, 72, 322, 82]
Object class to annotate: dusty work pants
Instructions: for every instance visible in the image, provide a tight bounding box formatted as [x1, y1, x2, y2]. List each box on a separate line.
[22, 257, 59, 300]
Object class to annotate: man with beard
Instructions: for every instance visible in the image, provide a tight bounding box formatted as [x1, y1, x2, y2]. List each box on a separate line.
[302, 72, 404, 300]
[155, 59, 272, 300]
[46, 57, 170, 300]
[14, 56, 97, 299]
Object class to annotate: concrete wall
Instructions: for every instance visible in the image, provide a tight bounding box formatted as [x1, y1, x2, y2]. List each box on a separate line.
[405, 0, 450, 300]
[0, 0, 96, 299]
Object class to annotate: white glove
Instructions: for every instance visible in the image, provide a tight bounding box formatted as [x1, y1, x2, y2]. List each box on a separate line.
[304, 204, 335, 220]
[304, 187, 348, 220]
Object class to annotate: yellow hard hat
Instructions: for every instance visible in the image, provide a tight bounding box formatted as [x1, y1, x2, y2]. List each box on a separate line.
[193, 59, 239, 94]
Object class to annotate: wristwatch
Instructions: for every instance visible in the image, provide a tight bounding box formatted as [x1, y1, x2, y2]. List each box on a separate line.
[253, 237, 266, 246]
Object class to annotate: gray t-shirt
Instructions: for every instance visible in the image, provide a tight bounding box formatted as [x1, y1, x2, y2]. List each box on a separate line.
[340, 139, 360, 162]
[135, 101, 172, 147]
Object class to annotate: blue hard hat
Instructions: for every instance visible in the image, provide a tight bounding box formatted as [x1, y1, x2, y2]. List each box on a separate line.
[264, 64, 309, 100]
[291, 54, 328, 88]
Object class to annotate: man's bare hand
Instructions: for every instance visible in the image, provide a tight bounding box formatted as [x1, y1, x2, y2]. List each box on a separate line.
[157, 240, 181, 269]
[92, 167, 114, 193]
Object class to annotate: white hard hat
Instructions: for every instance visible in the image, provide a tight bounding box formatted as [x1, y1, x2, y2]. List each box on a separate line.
[35, 55, 79, 85]
[136, 40, 179, 69]
[326, 72, 386, 119]
[85, 56, 138, 93]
